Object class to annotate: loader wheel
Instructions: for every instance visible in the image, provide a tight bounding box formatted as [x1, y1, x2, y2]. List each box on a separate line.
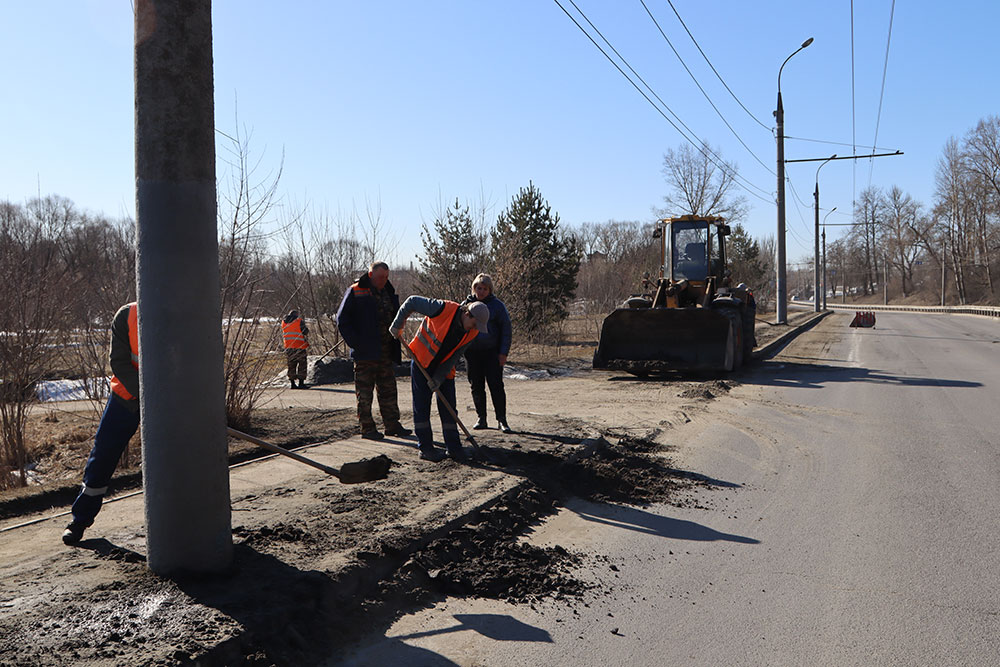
[742, 303, 756, 359]
[720, 308, 743, 372]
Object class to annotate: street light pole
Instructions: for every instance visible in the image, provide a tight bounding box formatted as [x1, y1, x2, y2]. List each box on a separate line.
[822, 206, 837, 310]
[814, 154, 836, 312]
[775, 37, 813, 324]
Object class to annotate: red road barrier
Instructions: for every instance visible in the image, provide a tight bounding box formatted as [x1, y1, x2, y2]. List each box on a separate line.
[849, 311, 876, 328]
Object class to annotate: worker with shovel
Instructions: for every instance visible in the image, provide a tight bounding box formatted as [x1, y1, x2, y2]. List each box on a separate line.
[389, 297, 490, 462]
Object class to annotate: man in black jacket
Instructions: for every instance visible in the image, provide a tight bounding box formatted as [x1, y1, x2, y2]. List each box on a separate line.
[336, 262, 412, 440]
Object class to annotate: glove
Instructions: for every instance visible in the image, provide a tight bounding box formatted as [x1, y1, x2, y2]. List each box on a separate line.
[426, 376, 439, 392]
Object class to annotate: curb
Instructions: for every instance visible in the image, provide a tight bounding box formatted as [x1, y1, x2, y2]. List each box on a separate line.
[751, 310, 831, 361]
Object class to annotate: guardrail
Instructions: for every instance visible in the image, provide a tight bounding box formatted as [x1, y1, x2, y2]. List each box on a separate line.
[821, 302, 1000, 318]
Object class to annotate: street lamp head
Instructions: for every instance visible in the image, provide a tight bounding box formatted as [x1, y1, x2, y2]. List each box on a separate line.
[779, 37, 815, 93]
[816, 154, 838, 183]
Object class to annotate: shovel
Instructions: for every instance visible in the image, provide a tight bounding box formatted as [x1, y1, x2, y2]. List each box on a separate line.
[227, 427, 390, 484]
[399, 345, 496, 463]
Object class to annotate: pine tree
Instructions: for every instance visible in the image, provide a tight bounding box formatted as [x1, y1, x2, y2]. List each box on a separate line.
[492, 182, 581, 336]
[417, 198, 490, 301]
[728, 223, 766, 291]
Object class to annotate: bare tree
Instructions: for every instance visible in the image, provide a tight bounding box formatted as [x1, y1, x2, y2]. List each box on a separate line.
[0, 197, 78, 488]
[964, 116, 1000, 297]
[657, 142, 748, 223]
[216, 124, 287, 429]
[358, 194, 400, 266]
[854, 187, 884, 295]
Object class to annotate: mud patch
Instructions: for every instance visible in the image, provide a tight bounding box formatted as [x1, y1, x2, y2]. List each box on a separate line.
[678, 379, 734, 400]
[398, 486, 587, 605]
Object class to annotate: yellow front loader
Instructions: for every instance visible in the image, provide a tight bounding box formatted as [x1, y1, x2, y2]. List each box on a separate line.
[593, 216, 756, 375]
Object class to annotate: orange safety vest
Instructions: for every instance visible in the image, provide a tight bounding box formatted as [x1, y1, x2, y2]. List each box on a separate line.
[282, 317, 309, 350]
[110, 303, 139, 402]
[407, 301, 478, 380]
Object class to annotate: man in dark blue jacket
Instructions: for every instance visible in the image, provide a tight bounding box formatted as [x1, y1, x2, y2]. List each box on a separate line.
[336, 262, 412, 440]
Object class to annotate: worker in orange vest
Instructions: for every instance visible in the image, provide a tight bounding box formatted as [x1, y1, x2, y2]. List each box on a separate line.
[282, 309, 310, 389]
[63, 302, 141, 545]
[389, 297, 489, 462]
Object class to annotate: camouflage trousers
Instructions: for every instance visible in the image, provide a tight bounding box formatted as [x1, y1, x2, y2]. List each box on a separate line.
[354, 360, 401, 432]
[285, 347, 308, 381]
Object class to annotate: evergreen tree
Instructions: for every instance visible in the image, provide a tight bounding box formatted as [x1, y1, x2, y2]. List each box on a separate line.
[727, 223, 766, 291]
[417, 198, 490, 301]
[492, 182, 581, 335]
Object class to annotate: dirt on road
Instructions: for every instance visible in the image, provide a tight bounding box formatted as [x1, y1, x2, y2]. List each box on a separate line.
[0, 312, 817, 666]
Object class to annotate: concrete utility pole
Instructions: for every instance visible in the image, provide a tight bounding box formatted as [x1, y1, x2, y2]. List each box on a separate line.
[822, 206, 836, 310]
[813, 155, 836, 312]
[884, 250, 889, 305]
[775, 37, 813, 325]
[135, 0, 232, 574]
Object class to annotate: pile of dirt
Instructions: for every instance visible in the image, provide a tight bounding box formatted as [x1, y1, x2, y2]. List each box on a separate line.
[678, 379, 733, 400]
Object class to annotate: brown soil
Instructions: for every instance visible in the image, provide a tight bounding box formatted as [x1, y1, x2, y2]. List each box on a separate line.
[0, 313, 811, 666]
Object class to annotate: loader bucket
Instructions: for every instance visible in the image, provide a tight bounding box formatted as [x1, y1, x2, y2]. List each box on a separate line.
[593, 307, 735, 373]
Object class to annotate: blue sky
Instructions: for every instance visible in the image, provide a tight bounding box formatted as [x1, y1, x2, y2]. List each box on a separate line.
[3, 1, 999, 268]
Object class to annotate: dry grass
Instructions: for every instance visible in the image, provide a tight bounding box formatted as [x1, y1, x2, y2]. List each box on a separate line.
[508, 315, 598, 365]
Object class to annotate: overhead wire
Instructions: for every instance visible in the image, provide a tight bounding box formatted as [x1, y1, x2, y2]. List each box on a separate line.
[783, 177, 813, 249]
[785, 135, 895, 152]
[638, 0, 774, 175]
[662, 0, 772, 132]
[551, 0, 773, 203]
[866, 0, 896, 188]
[850, 0, 857, 210]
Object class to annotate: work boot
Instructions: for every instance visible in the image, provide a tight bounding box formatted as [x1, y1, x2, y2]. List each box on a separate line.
[62, 522, 85, 545]
[447, 446, 467, 463]
[384, 423, 412, 437]
[498, 420, 513, 434]
[472, 418, 488, 430]
[290, 379, 297, 389]
[418, 446, 445, 462]
[361, 430, 384, 441]
[298, 380, 309, 389]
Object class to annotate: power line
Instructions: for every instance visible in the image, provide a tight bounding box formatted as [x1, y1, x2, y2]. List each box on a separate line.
[551, 0, 772, 202]
[784, 176, 812, 247]
[850, 0, 857, 211]
[785, 135, 896, 152]
[639, 0, 774, 174]
[663, 0, 772, 131]
[866, 0, 896, 188]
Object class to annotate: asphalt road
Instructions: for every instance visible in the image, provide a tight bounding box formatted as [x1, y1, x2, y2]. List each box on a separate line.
[334, 311, 1000, 666]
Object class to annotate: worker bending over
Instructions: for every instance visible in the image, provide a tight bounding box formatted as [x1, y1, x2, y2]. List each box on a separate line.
[389, 297, 489, 462]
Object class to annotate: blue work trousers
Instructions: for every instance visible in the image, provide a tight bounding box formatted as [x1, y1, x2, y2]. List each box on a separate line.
[70, 395, 140, 527]
[410, 360, 461, 454]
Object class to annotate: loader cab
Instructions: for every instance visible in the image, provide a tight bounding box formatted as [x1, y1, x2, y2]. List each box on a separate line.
[661, 216, 729, 282]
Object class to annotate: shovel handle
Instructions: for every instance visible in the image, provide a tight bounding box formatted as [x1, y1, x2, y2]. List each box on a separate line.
[227, 426, 341, 478]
